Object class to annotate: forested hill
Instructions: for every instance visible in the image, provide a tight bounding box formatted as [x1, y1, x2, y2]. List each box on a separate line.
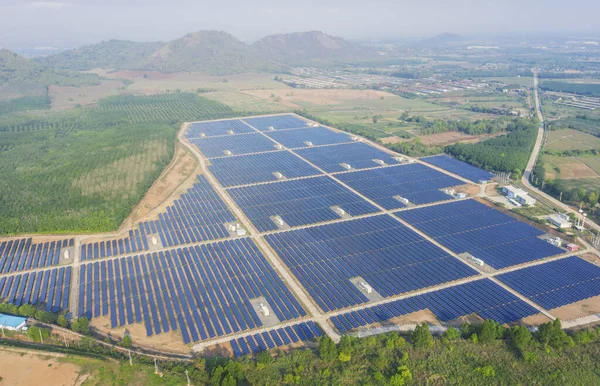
[0, 49, 101, 97]
[35, 40, 165, 71]
[35, 30, 372, 74]
[253, 31, 372, 63]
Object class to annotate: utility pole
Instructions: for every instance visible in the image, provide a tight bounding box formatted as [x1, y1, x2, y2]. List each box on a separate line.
[39, 329, 44, 344]
[128, 349, 132, 366]
[63, 335, 68, 348]
[185, 369, 190, 386]
[154, 358, 159, 374]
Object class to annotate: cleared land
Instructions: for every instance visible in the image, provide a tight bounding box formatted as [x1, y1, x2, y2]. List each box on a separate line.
[0, 349, 83, 386]
[546, 129, 600, 151]
[49, 80, 123, 110]
[544, 155, 599, 180]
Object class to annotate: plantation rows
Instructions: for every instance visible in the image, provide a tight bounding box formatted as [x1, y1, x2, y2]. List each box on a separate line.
[0, 92, 240, 235]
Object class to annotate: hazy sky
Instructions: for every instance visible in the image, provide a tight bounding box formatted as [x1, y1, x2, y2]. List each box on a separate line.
[1, 0, 599, 47]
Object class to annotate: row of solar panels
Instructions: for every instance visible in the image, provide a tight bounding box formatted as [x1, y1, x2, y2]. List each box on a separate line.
[78, 238, 306, 344]
[230, 321, 322, 357]
[0, 267, 71, 312]
[421, 154, 494, 183]
[266, 214, 479, 312]
[0, 238, 72, 274]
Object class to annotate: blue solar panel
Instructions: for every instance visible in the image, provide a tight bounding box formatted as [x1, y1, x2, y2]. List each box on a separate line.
[80, 238, 305, 343]
[209, 151, 322, 188]
[266, 215, 478, 312]
[229, 321, 323, 356]
[187, 119, 255, 138]
[396, 200, 564, 269]
[295, 142, 400, 173]
[0, 238, 72, 274]
[0, 267, 70, 312]
[497, 256, 600, 310]
[337, 163, 461, 209]
[421, 154, 494, 183]
[228, 176, 380, 232]
[243, 115, 309, 131]
[189, 133, 278, 158]
[330, 279, 538, 332]
[263, 126, 352, 148]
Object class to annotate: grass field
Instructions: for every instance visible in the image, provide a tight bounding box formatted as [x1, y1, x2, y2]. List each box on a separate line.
[48, 80, 123, 110]
[203, 90, 290, 113]
[546, 129, 600, 151]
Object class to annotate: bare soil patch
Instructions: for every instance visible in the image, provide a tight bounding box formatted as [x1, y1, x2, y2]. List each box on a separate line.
[419, 131, 505, 146]
[551, 295, 600, 320]
[49, 80, 122, 110]
[0, 349, 83, 386]
[91, 315, 190, 354]
[521, 313, 552, 326]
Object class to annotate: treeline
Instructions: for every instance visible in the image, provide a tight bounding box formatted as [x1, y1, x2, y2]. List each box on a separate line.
[399, 112, 512, 136]
[445, 118, 539, 175]
[0, 94, 51, 114]
[540, 81, 600, 97]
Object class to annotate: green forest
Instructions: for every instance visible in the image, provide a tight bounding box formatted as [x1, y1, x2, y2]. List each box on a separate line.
[540, 81, 600, 97]
[0, 92, 239, 235]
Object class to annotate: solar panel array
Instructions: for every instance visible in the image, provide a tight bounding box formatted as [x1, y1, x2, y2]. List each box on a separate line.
[81, 229, 148, 261]
[0, 267, 71, 312]
[397, 200, 564, 269]
[330, 279, 538, 333]
[187, 120, 255, 138]
[421, 154, 495, 183]
[0, 238, 73, 273]
[230, 321, 322, 356]
[263, 126, 352, 149]
[243, 115, 309, 131]
[140, 175, 236, 248]
[266, 215, 478, 312]
[497, 257, 600, 310]
[78, 238, 305, 344]
[295, 142, 400, 173]
[209, 151, 322, 188]
[337, 164, 461, 209]
[189, 133, 278, 158]
[228, 176, 380, 232]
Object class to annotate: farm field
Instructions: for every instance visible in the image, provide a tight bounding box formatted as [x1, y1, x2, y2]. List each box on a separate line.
[48, 80, 123, 110]
[546, 129, 600, 151]
[202, 90, 290, 113]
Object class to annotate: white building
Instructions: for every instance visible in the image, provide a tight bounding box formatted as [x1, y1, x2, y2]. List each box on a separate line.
[548, 214, 572, 229]
[0, 314, 27, 331]
[501, 185, 536, 206]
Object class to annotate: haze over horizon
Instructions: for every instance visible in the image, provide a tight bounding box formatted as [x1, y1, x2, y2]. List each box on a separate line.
[1, 0, 599, 48]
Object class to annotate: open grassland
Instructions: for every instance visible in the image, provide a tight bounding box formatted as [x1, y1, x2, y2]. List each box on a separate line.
[202, 90, 290, 113]
[0, 92, 238, 235]
[543, 155, 599, 180]
[48, 80, 123, 110]
[546, 129, 600, 151]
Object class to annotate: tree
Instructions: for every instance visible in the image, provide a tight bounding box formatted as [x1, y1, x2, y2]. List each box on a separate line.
[508, 325, 532, 351]
[27, 326, 50, 342]
[18, 304, 37, 317]
[318, 336, 338, 361]
[586, 191, 599, 207]
[71, 317, 90, 335]
[536, 319, 572, 349]
[34, 310, 57, 323]
[411, 323, 434, 349]
[57, 315, 69, 328]
[479, 320, 502, 343]
[122, 334, 132, 348]
[338, 352, 351, 362]
[443, 326, 460, 341]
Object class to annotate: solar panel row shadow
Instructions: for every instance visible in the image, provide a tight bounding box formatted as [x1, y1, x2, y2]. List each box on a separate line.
[189, 133, 278, 158]
[187, 119, 255, 138]
[243, 115, 309, 131]
[78, 238, 306, 344]
[0, 267, 71, 312]
[330, 279, 538, 333]
[228, 176, 380, 232]
[396, 200, 564, 269]
[210, 151, 322, 188]
[263, 126, 352, 148]
[295, 142, 401, 172]
[0, 238, 73, 273]
[266, 215, 478, 312]
[497, 256, 600, 310]
[421, 154, 494, 183]
[336, 163, 461, 209]
[230, 321, 322, 356]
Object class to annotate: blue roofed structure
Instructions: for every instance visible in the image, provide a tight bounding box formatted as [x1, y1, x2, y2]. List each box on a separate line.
[0, 313, 27, 330]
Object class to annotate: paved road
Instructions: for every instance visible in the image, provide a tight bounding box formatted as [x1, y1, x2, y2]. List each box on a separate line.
[521, 70, 600, 233]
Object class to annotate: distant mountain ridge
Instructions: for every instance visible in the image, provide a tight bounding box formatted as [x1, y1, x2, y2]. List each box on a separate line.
[35, 30, 371, 74]
[0, 49, 100, 97]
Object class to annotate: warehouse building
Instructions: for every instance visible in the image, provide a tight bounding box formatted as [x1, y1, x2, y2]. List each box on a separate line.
[0, 314, 27, 331]
[502, 185, 536, 206]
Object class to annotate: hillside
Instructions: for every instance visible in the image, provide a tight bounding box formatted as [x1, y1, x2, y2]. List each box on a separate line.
[142, 30, 276, 74]
[0, 49, 100, 98]
[35, 39, 164, 71]
[253, 30, 371, 63]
